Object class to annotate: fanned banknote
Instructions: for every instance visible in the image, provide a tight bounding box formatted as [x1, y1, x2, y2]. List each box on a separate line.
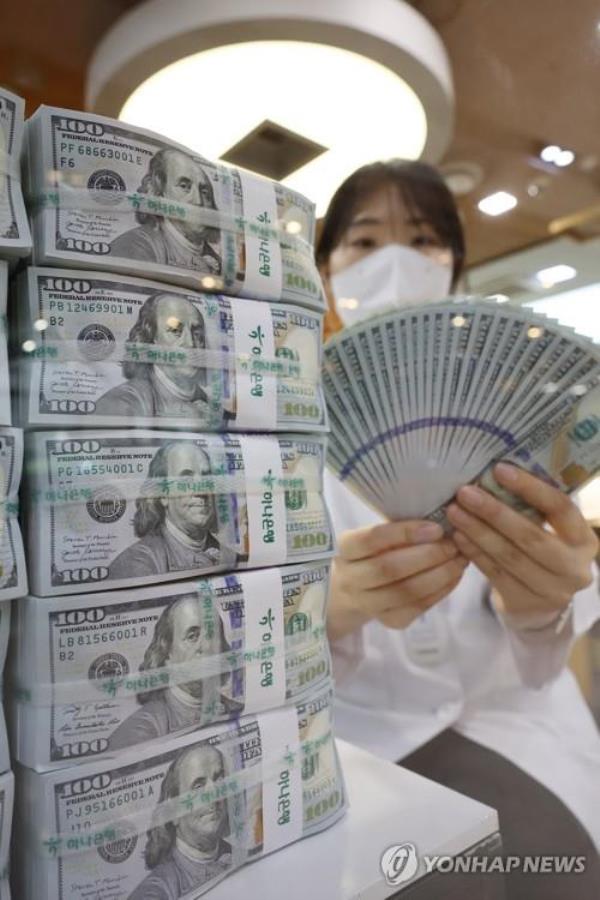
[0, 262, 9, 425]
[0, 88, 31, 258]
[323, 298, 600, 525]
[14, 267, 326, 432]
[24, 430, 333, 596]
[14, 683, 346, 900]
[10, 560, 332, 768]
[0, 428, 26, 600]
[24, 107, 324, 310]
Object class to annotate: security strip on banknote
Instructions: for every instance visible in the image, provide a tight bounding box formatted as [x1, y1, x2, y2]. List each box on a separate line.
[0, 428, 26, 601]
[14, 685, 346, 900]
[23, 106, 325, 309]
[24, 430, 334, 596]
[0, 89, 32, 258]
[323, 298, 600, 526]
[14, 267, 327, 432]
[9, 561, 332, 769]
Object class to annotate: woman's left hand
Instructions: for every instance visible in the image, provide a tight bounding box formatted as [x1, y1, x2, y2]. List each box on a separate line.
[446, 462, 599, 622]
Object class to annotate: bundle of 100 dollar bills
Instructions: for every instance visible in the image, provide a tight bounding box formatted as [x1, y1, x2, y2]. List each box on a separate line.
[24, 430, 333, 596]
[24, 106, 324, 309]
[0, 428, 26, 601]
[10, 561, 332, 769]
[14, 682, 346, 900]
[0, 598, 12, 776]
[14, 266, 327, 432]
[324, 298, 600, 524]
[0, 88, 31, 259]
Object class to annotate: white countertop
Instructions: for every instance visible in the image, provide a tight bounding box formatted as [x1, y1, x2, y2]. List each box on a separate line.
[209, 738, 500, 900]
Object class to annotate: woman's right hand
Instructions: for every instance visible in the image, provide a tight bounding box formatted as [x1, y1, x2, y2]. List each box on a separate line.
[327, 520, 468, 641]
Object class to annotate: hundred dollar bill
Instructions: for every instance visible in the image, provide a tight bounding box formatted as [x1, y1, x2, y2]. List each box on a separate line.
[0, 428, 26, 601]
[0, 262, 9, 425]
[24, 430, 333, 596]
[0, 88, 31, 258]
[10, 560, 332, 769]
[15, 267, 327, 431]
[477, 381, 600, 513]
[24, 106, 324, 310]
[14, 683, 346, 900]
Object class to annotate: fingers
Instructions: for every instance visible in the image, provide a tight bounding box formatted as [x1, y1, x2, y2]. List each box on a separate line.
[377, 583, 461, 630]
[491, 463, 595, 547]
[453, 480, 589, 576]
[451, 531, 567, 616]
[347, 539, 459, 591]
[338, 520, 444, 562]
[368, 556, 468, 620]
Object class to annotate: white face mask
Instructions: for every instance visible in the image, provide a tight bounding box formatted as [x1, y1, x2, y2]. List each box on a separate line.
[331, 243, 453, 327]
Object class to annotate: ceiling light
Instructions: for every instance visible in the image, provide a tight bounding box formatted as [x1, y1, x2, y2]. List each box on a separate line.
[527, 326, 543, 340]
[554, 149, 575, 168]
[451, 315, 466, 327]
[540, 145, 561, 163]
[86, 0, 454, 216]
[539, 144, 575, 168]
[477, 191, 518, 217]
[337, 298, 360, 310]
[534, 264, 577, 289]
[22, 340, 37, 353]
[120, 43, 427, 217]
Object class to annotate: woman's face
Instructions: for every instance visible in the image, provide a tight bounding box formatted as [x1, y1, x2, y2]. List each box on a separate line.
[322, 183, 453, 283]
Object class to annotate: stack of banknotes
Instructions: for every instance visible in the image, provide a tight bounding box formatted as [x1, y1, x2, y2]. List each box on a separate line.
[0, 88, 31, 259]
[0, 86, 30, 900]
[23, 106, 324, 309]
[14, 683, 345, 900]
[13, 267, 327, 432]
[9, 98, 344, 900]
[9, 560, 332, 768]
[323, 298, 600, 524]
[23, 430, 334, 595]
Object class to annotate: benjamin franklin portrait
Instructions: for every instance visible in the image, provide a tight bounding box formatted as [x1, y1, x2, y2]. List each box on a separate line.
[108, 594, 243, 751]
[109, 441, 238, 580]
[111, 148, 222, 275]
[94, 292, 234, 425]
[128, 744, 233, 900]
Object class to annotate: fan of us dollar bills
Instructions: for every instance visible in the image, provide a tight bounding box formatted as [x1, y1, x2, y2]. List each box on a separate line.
[323, 298, 600, 523]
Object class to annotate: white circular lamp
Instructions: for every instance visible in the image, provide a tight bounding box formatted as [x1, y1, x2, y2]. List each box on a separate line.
[87, 0, 454, 214]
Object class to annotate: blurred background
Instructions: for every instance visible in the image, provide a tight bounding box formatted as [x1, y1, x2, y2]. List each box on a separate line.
[2, 0, 600, 718]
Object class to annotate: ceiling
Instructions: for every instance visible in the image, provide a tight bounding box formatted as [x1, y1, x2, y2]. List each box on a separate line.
[1, 0, 600, 267]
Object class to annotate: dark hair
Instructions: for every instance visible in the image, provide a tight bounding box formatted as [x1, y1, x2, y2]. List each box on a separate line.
[143, 744, 229, 869]
[137, 594, 230, 704]
[122, 292, 206, 380]
[133, 441, 216, 538]
[316, 160, 465, 288]
[135, 147, 220, 244]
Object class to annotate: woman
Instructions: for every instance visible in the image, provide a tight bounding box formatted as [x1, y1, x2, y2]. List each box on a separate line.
[317, 160, 600, 897]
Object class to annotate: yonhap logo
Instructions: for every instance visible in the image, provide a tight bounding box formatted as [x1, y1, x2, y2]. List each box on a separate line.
[381, 842, 419, 885]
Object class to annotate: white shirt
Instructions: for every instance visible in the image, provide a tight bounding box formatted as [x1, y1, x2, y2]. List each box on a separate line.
[325, 470, 600, 848]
